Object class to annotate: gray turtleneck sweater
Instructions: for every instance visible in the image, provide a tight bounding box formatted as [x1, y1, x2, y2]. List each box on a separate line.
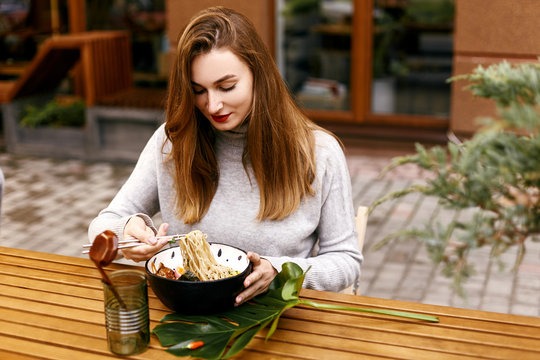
[88, 124, 362, 292]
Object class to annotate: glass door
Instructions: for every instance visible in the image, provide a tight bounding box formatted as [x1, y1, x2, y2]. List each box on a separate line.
[277, 0, 353, 111]
[371, 0, 454, 117]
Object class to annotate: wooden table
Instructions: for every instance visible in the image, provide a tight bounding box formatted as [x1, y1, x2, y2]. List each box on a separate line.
[1, 246, 539, 359]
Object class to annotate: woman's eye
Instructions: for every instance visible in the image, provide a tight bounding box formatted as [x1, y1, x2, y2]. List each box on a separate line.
[192, 84, 235, 94]
[221, 84, 236, 92]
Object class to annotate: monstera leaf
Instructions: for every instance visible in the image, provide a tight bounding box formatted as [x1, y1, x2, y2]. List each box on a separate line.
[152, 262, 438, 359]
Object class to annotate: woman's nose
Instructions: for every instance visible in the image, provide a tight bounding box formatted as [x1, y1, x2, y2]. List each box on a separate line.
[207, 91, 223, 113]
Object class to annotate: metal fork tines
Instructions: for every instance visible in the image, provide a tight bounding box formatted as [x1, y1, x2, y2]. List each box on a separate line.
[149, 234, 187, 242]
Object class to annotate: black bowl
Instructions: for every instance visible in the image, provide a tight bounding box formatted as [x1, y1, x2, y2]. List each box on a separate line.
[145, 243, 252, 314]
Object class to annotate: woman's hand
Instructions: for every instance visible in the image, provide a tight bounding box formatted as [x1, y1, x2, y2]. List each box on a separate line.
[235, 252, 277, 306]
[121, 216, 170, 262]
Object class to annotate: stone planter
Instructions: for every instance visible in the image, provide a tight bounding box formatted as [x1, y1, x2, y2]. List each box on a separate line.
[85, 106, 164, 163]
[2, 94, 86, 159]
[2, 95, 164, 163]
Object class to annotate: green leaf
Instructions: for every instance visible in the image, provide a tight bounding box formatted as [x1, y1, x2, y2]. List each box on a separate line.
[279, 263, 307, 300]
[299, 299, 439, 323]
[223, 320, 266, 358]
[167, 333, 230, 359]
[152, 262, 439, 359]
[263, 301, 298, 340]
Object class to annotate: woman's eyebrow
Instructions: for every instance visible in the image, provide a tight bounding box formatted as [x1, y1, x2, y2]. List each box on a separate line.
[214, 74, 237, 84]
[191, 74, 237, 87]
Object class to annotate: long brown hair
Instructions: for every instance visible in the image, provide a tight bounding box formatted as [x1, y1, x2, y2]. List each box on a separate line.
[165, 6, 333, 224]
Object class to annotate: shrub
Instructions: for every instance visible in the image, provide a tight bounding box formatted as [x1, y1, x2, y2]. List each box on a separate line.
[371, 60, 540, 293]
[20, 97, 85, 128]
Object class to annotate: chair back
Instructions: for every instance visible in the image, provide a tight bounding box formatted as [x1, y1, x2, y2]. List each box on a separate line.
[342, 206, 368, 295]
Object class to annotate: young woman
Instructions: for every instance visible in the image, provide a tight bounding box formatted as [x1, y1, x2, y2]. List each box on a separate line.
[88, 6, 362, 305]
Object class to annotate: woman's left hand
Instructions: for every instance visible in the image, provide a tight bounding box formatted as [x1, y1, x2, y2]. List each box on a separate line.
[121, 217, 170, 262]
[235, 251, 277, 306]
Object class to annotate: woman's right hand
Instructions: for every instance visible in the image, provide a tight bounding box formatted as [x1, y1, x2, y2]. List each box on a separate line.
[121, 216, 170, 262]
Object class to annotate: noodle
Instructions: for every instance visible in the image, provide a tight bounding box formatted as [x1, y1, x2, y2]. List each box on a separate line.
[175, 230, 237, 281]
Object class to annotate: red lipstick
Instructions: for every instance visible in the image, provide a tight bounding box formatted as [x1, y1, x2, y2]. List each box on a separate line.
[211, 114, 230, 123]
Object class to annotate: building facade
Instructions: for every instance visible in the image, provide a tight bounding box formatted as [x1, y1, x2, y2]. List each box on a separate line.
[1, 0, 538, 140]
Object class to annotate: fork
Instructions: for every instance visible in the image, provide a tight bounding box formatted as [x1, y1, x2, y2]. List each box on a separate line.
[149, 234, 187, 243]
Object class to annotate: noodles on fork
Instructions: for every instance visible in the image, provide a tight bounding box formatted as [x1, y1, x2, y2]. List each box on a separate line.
[176, 230, 238, 281]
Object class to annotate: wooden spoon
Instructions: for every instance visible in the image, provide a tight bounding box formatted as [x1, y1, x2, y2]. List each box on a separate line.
[89, 230, 126, 308]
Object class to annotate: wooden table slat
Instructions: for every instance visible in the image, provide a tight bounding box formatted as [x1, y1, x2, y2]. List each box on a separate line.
[287, 306, 540, 343]
[0, 252, 102, 277]
[0, 262, 105, 290]
[0, 247, 142, 274]
[1, 246, 101, 267]
[0, 334, 124, 360]
[0, 283, 103, 312]
[302, 290, 540, 327]
[0, 349, 42, 360]
[0, 320, 170, 359]
[0, 272, 168, 311]
[0, 306, 106, 337]
[256, 327, 484, 360]
[1, 295, 104, 324]
[0, 272, 101, 298]
[0, 283, 168, 318]
[276, 316, 540, 360]
[0, 307, 164, 339]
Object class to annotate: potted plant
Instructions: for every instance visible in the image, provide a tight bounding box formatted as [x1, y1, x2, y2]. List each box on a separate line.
[19, 95, 85, 128]
[370, 60, 540, 294]
[2, 93, 87, 159]
[2, 91, 163, 162]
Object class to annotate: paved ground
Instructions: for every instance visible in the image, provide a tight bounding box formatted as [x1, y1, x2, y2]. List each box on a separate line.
[1, 140, 539, 317]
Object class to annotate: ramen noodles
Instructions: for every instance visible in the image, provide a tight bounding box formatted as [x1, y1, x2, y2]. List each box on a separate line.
[153, 230, 240, 281]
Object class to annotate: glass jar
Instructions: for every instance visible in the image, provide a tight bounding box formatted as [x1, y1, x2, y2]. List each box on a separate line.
[103, 270, 150, 356]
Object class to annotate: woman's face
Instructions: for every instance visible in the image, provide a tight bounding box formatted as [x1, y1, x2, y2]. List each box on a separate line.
[191, 48, 254, 131]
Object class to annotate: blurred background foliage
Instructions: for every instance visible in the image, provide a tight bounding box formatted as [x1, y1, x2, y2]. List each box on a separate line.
[371, 60, 540, 294]
[20, 97, 85, 128]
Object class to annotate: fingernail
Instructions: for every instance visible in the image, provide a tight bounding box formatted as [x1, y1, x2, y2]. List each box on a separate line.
[236, 296, 242, 304]
[245, 280, 250, 287]
[149, 237, 157, 245]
